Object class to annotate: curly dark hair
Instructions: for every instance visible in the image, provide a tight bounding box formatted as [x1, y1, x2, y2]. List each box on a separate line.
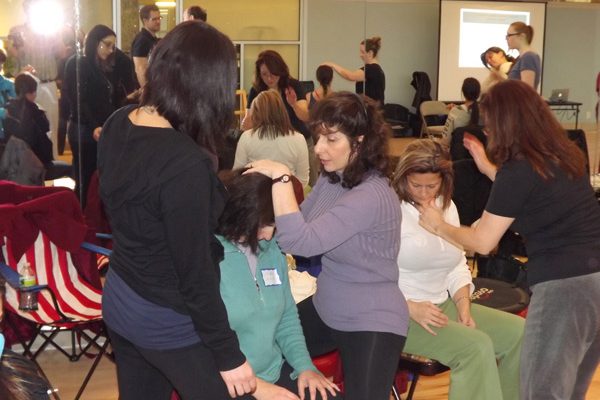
[217, 171, 275, 254]
[309, 91, 390, 189]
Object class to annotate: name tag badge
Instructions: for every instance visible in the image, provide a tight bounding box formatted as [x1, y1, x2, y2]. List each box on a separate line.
[261, 268, 282, 286]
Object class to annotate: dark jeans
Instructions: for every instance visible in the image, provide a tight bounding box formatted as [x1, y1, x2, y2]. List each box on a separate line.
[297, 297, 406, 400]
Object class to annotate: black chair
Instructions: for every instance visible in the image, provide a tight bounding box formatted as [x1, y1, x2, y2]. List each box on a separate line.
[452, 158, 492, 226]
[298, 80, 315, 96]
[566, 129, 589, 173]
[384, 103, 412, 137]
[449, 126, 486, 161]
[394, 353, 449, 400]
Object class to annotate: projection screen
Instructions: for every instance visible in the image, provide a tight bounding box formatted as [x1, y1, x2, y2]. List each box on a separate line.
[437, 0, 546, 100]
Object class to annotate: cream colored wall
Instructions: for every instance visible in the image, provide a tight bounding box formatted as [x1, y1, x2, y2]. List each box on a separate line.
[182, 0, 300, 41]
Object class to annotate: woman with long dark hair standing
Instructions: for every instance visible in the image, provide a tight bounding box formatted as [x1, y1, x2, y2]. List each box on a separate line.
[98, 22, 256, 399]
[419, 80, 600, 400]
[63, 25, 131, 206]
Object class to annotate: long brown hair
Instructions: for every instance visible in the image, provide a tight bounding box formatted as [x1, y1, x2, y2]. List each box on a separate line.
[482, 80, 586, 180]
[392, 139, 454, 210]
[250, 90, 293, 139]
[252, 50, 290, 92]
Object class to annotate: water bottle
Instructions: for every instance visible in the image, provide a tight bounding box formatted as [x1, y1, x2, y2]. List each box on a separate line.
[19, 262, 38, 311]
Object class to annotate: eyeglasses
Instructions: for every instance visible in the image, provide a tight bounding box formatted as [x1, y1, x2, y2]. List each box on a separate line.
[505, 32, 520, 39]
[100, 40, 115, 51]
[150, 17, 162, 22]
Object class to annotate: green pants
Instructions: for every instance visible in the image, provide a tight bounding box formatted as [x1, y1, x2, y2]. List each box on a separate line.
[402, 299, 524, 400]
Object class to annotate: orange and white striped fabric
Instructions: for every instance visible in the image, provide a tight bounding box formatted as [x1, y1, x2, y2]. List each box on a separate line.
[2, 232, 102, 325]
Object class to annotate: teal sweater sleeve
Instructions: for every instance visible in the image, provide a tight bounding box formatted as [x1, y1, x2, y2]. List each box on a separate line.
[273, 249, 318, 379]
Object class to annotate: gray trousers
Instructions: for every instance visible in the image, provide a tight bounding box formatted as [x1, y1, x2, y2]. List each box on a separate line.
[520, 271, 600, 400]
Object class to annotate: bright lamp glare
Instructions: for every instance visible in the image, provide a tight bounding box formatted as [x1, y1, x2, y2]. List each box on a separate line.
[28, 0, 64, 35]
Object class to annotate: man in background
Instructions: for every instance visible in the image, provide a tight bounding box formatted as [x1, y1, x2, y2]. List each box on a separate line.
[183, 5, 207, 22]
[131, 4, 161, 88]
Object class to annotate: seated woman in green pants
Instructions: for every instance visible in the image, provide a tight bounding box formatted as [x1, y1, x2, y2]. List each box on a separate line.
[392, 139, 524, 400]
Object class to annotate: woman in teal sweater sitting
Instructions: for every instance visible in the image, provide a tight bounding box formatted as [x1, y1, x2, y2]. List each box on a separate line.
[216, 171, 341, 400]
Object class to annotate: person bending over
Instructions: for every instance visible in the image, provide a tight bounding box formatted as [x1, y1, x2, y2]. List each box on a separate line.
[216, 171, 341, 400]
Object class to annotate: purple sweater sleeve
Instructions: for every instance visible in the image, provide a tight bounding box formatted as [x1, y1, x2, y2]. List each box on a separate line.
[276, 181, 377, 257]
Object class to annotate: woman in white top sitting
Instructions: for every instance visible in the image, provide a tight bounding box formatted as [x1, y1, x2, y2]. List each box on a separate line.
[392, 139, 524, 400]
[441, 78, 480, 139]
[480, 47, 514, 93]
[234, 90, 310, 187]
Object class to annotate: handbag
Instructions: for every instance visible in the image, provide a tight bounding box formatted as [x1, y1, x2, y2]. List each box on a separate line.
[476, 253, 528, 292]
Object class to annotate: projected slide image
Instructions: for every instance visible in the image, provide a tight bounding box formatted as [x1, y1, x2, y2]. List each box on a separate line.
[459, 9, 528, 68]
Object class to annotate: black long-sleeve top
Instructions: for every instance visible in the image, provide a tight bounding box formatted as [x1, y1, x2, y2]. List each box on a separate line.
[63, 53, 131, 130]
[98, 105, 245, 370]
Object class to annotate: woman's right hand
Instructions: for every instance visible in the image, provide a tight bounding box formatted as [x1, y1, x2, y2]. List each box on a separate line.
[463, 133, 497, 181]
[407, 300, 449, 336]
[220, 361, 257, 398]
[245, 160, 291, 180]
[253, 378, 300, 400]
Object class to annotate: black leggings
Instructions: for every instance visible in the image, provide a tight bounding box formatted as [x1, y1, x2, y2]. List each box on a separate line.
[108, 327, 233, 400]
[297, 297, 406, 400]
[108, 327, 342, 400]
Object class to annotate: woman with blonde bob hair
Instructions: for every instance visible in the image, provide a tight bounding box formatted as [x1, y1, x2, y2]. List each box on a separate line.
[419, 80, 600, 400]
[392, 139, 523, 400]
[234, 89, 309, 187]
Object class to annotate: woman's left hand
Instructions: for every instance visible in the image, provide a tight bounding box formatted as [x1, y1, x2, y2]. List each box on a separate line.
[418, 200, 445, 235]
[457, 310, 477, 329]
[297, 370, 340, 400]
[245, 160, 291, 180]
[285, 87, 298, 106]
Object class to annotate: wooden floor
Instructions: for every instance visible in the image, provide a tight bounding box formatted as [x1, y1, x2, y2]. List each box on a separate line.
[40, 122, 599, 399]
[37, 348, 600, 400]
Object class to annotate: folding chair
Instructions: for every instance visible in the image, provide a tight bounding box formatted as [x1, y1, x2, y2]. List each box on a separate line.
[0, 180, 112, 400]
[419, 101, 449, 138]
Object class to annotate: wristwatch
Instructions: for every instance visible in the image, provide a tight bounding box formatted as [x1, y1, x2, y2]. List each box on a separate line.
[272, 174, 291, 184]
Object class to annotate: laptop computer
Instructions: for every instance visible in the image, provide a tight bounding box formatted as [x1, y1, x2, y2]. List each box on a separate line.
[549, 89, 569, 103]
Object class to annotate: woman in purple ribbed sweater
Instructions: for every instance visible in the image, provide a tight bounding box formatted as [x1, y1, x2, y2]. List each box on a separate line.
[247, 92, 408, 400]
